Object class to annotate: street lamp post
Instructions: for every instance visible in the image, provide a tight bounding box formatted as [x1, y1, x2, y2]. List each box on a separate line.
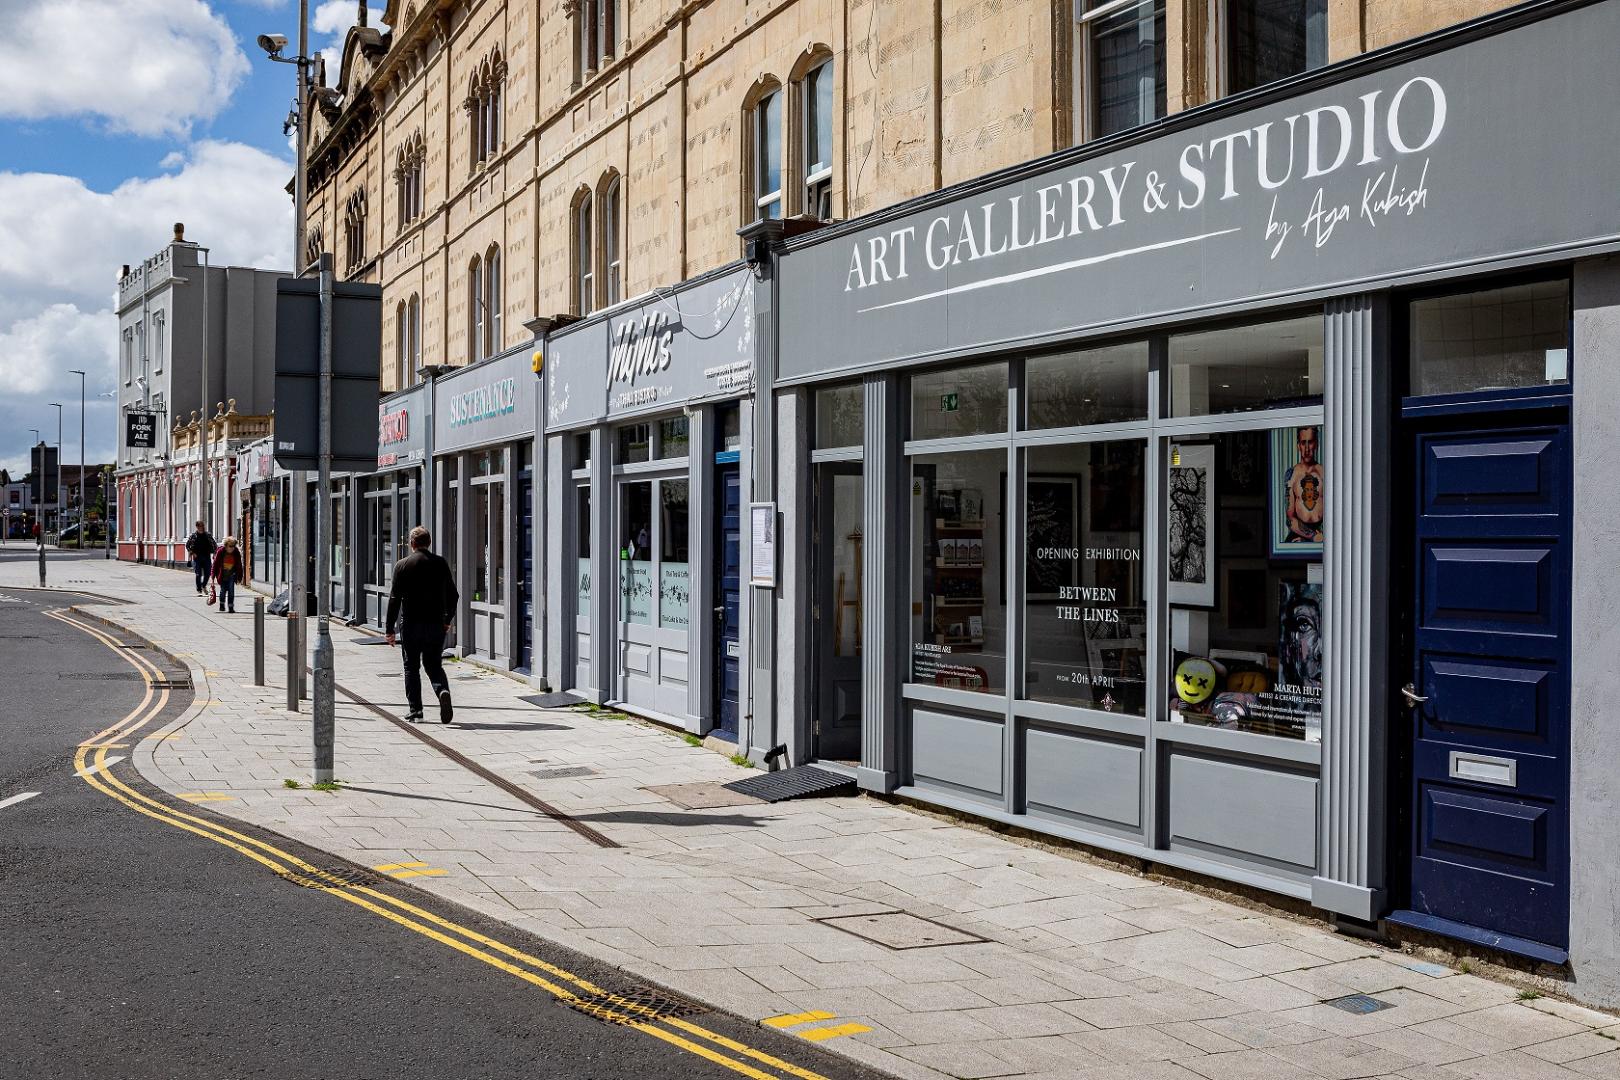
[69, 370, 85, 547]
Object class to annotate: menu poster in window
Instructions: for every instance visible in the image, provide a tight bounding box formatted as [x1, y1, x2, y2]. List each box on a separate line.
[1026, 475, 1080, 602]
[1167, 444, 1215, 607]
[1270, 425, 1325, 557]
[749, 502, 777, 587]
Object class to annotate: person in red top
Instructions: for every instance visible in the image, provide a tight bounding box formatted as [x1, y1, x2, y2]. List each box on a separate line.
[211, 536, 245, 613]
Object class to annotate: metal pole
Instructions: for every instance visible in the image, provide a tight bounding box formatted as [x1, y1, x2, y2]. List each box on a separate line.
[37, 539, 45, 586]
[201, 247, 211, 535]
[104, 471, 111, 559]
[312, 252, 335, 784]
[288, 0, 311, 706]
[77, 373, 85, 547]
[254, 596, 266, 686]
[51, 403, 62, 538]
[286, 603, 300, 712]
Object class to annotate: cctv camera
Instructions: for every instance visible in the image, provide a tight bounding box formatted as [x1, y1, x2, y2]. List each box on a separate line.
[257, 33, 288, 57]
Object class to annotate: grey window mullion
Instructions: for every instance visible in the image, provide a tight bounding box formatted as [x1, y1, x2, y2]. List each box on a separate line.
[1142, 360, 1165, 851]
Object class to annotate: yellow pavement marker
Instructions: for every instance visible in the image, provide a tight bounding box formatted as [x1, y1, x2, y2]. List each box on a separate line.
[764, 1011, 836, 1029]
[178, 793, 234, 803]
[372, 861, 428, 872]
[49, 608, 835, 1080]
[799, 1023, 871, 1042]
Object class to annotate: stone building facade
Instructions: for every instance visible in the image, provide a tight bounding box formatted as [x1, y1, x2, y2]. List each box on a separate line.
[301, 0, 1520, 392]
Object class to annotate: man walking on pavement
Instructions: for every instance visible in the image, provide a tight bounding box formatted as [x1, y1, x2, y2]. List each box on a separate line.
[185, 520, 217, 596]
[385, 526, 458, 723]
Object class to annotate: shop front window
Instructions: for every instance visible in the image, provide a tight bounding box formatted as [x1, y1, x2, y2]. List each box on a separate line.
[815, 383, 864, 448]
[488, 479, 506, 605]
[1409, 279, 1570, 397]
[1022, 440, 1147, 714]
[720, 404, 742, 452]
[909, 449, 1007, 694]
[619, 423, 651, 464]
[1169, 313, 1322, 416]
[1026, 340, 1149, 428]
[911, 361, 1009, 440]
[620, 481, 654, 625]
[576, 485, 591, 616]
[472, 477, 490, 603]
[659, 480, 690, 630]
[1165, 425, 1324, 742]
[657, 417, 690, 460]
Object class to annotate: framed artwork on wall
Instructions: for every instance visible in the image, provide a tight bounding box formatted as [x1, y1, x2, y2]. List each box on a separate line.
[1270, 425, 1325, 558]
[1168, 444, 1216, 607]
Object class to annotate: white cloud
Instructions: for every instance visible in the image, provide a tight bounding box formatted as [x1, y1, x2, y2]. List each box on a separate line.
[0, 0, 249, 138]
[312, 1, 386, 80]
[0, 141, 292, 474]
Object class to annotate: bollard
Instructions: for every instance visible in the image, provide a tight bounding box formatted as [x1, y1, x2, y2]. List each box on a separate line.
[286, 611, 300, 712]
[253, 597, 266, 686]
[37, 542, 46, 587]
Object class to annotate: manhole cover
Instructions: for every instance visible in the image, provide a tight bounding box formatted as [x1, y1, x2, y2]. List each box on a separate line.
[819, 911, 986, 950]
[644, 782, 762, 809]
[533, 766, 595, 779]
[565, 986, 707, 1026]
[1324, 993, 1395, 1014]
[276, 865, 382, 889]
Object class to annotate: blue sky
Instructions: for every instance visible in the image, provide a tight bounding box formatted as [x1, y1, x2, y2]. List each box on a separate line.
[0, 0, 381, 479]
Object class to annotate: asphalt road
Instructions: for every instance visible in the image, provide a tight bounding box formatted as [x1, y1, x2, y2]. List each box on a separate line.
[0, 585, 886, 1080]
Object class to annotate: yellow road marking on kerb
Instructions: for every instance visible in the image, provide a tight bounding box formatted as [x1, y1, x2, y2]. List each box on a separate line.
[178, 793, 234, 803]
[764, 1011, 835, 1029]
[49, 608, 832, 1080]
[799, 1023, 871, 1042]
[372, 861, 428, 872]
[392, 868, 448, 879]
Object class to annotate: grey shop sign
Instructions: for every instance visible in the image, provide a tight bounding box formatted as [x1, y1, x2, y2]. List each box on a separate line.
[432, 348, 539, 453]
[778, 1, 1620, 380]
[546, 266, 756, 430]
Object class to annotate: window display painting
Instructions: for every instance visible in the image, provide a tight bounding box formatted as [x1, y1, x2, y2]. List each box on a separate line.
[1270, 425, 1324, 557]
[1026, 475, 1081, 601]
[1167, 444, 1215, 607]
[1277, 581, 1324, 740]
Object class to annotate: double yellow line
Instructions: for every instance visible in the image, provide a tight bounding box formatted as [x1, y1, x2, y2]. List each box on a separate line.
[46, 609, 832, 1080]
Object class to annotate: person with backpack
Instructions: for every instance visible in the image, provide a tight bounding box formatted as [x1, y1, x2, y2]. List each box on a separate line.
[185, 521, 217, 595]
[385, 526, 458, 723]
[211, 536, 245, 613]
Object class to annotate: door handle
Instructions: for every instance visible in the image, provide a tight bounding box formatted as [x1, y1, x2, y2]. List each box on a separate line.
[1400, 683, 1429, 707]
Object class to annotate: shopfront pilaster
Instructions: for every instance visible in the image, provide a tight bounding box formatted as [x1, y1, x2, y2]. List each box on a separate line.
[858, 372, 904, 794]
[1313, 294, 1392, 922]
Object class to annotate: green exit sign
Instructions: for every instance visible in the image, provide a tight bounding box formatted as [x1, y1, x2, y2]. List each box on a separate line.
[940, 393, 959, 412]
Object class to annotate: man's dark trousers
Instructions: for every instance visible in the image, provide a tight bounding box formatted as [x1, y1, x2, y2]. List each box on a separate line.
[401, 622, 449, 716]
[193, 556, 210, 592]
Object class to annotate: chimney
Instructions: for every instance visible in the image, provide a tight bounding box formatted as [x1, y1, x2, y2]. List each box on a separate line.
[358, 0, 367, 26]
[120, 264, 130, 280]
[173, 222, 186, 243]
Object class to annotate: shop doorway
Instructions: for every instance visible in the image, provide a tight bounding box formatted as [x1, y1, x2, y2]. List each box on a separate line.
[517, 461, 533, 672]
[813, 463, 863, 763]
[714, 464, 741, 738]
[1389, 278, 1574, 963]
[615, 473, 691, 717]
[1394, 409, 1571, 960]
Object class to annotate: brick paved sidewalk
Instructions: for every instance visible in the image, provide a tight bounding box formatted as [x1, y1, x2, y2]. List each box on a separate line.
[13, 558, 1620, 1080]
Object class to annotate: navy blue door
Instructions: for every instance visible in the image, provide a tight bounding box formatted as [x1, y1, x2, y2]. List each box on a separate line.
[1405, 421, 1570, 958]
[715, 465, 741, 737]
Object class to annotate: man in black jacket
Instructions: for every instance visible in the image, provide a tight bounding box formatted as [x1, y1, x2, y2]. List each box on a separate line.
[385, 526, 459, 723]
[185, 521, 217, 595]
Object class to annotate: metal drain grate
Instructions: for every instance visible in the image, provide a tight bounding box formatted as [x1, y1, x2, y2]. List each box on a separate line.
[723, 765, 855, 803]
[565, 986, 707, 1026]
[117, 643, 149, 649]
[58, 671, 146, 681]
[149, 678, 193, 691]
[276, 865, 382, 889]
[1324, 993, 1395, 1015]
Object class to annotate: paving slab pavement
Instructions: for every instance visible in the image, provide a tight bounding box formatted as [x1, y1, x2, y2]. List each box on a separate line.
[11, 557, 1620, 1080]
